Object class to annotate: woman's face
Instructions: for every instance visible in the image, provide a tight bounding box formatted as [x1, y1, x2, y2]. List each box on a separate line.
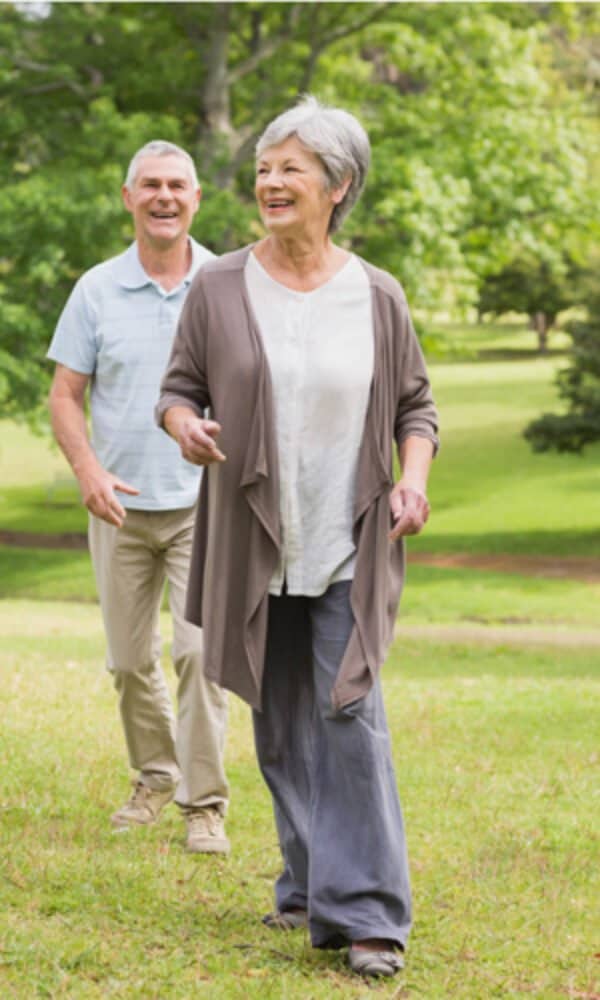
[255, 135, 343, 237]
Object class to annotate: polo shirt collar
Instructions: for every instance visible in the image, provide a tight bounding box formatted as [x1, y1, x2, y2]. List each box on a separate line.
[115, 239, 203, 291]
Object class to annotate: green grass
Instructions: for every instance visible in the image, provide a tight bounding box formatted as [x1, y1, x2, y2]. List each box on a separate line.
[3, 321, 600, 560]
[0, 484, 85, 535]
[401, 564, 600, 628]
[3, 326, 600, 560]
[1, 600, 598, 998]
[425, 319, 571, 361]
[0, 548, 95, 602]
[0, 421, 86, 534]
[1, 340, 600, 608]
[1, 328, 599, 996]
[1, 553, 599, 633]
[0, 420, 87, 533]
[416, 356, 600, 558]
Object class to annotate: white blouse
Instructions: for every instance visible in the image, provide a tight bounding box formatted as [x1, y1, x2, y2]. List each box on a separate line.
[245, 251, 374, 596]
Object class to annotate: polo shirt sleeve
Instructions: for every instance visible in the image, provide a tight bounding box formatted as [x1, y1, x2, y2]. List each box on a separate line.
[46, 276, 97, 375]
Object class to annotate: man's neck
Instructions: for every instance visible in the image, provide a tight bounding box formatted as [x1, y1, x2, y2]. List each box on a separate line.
[137, 237, 192, 292]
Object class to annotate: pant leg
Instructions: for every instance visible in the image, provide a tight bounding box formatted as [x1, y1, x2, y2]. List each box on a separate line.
[88, 512, 179, 792]
[252, 594, 314, 913]
[162, 507, 229, 812]
[307, 581, 412, 950]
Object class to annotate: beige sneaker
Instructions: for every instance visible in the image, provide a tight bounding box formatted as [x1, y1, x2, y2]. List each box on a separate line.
[111, 780, 175, 829]
[185, 806, 230, 854]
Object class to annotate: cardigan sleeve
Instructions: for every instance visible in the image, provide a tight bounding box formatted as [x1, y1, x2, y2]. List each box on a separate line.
[393, 300, 440, 455]
[155, 275, 211, 428]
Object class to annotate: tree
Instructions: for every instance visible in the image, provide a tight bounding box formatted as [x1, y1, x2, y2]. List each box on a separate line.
[478, 253, 579, 353]
[0, 1, 392, 420]
[0, 1, 597, 421]
[525, 276, 600, 453]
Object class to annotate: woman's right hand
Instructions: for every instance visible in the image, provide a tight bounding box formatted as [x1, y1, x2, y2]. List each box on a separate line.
[176, 416, 226, 465]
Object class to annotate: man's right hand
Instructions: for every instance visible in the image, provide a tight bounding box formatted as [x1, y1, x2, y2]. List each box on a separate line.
[78, 465, 139, 527]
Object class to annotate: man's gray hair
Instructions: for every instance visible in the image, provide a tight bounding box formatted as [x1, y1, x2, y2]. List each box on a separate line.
[255, 95, 370, 233]
[124, 140, 199, 189]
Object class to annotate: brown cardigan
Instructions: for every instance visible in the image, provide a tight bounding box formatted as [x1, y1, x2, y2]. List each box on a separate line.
[156, 246, 439, 711]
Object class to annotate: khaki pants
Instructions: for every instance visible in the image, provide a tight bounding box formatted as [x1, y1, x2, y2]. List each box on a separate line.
[88, 507, 228, 812]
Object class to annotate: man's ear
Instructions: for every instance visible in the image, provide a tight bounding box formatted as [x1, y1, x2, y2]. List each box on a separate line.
[121, 185, 134, 212]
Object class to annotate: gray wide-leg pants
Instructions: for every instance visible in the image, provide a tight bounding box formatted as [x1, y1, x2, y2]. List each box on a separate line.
[252, 581, 412, 950]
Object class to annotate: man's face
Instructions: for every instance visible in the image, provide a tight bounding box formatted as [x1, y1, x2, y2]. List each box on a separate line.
[122, 155, 201, 248]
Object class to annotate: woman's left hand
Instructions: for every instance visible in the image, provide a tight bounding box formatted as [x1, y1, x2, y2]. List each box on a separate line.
[389, 481, 430, 541]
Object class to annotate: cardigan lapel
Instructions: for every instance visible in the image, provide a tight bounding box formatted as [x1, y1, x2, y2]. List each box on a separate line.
[232, 250, 281, 551]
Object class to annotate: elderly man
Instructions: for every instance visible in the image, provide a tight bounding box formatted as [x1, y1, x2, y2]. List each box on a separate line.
[47, 141, 229, 854]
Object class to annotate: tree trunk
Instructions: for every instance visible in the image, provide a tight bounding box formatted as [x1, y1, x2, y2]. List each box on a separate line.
[196, 4, 235, 174]
[531, 311, 550, 353]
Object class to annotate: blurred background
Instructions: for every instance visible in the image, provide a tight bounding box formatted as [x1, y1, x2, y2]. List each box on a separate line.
[0, 1, 599, 579]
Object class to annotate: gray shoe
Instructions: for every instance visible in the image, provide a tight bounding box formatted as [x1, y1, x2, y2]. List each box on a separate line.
[185, 806, 230, 854]
[262, 909, 308, 931]
[348, 945, 404, 978]
[111, 780, 175, 829]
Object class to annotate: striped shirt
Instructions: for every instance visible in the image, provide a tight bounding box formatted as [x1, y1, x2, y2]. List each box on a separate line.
[47, 239, 214, 510]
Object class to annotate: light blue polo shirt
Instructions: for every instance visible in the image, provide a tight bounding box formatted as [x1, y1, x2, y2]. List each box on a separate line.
[47, 238, 214, 510]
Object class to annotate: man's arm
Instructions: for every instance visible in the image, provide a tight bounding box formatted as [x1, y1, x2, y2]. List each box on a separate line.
[389, 435, 435, 541]
[49, 363, 139, 527]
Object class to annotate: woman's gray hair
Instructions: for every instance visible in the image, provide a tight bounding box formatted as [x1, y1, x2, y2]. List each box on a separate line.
[124, 140, 199, 189]
[255, 96, 370, 233]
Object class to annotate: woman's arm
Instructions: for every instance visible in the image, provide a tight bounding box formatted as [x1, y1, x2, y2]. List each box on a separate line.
[389, 435, 434, 541]
[163, 406, 226, 466]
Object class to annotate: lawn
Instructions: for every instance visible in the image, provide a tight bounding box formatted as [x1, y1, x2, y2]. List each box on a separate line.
[1, 600, 598, 999]
[2, 323, 599, 560]
[0, 553, 599, 632]
[417, 357, 600, 559]
[1, 323, 598, 997]
[0, 422, 84, 535]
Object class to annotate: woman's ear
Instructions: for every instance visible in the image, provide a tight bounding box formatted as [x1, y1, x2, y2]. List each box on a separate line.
[332, 176, 352, 205]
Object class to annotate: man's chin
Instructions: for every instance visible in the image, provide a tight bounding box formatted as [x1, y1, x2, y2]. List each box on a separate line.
[143, 227, 185, 248]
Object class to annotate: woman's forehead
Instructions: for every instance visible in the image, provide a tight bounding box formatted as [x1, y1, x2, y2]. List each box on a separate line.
[257, 135, 319, 165]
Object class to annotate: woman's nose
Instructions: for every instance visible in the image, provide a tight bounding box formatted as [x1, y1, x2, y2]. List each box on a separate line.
[266, 171, 284, 186]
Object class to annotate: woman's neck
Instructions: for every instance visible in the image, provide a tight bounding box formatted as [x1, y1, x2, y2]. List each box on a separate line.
[254, 235, 349, 292]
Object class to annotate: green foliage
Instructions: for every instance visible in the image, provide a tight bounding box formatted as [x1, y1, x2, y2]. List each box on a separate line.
[525, 280, 600, 452]
[1, 1, 598, 425]
[478, 253, 581, 352]
[479, 255, 576, 322]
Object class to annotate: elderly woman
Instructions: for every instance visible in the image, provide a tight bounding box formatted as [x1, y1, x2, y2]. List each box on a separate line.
[157, 96, 438, 978]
